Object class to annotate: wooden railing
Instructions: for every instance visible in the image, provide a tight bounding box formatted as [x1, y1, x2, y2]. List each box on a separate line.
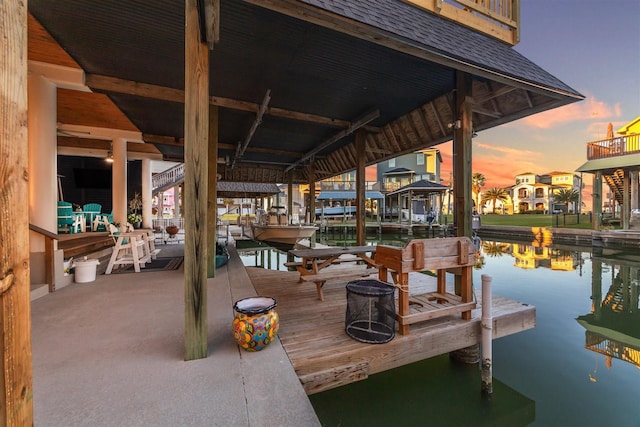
[586, 133, 640, 160]
[403, 0, 520, 45]
[29, 224, 58, 292]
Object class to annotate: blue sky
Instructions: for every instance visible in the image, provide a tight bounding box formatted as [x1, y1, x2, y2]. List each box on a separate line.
[438, 0, 640, 208]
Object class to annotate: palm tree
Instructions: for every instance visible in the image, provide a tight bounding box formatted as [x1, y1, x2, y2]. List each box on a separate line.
[481, 187, 509, 213]
[482, 241, 511, 257]
[552, 188, 580, 212]
[472, 172, 486, 210]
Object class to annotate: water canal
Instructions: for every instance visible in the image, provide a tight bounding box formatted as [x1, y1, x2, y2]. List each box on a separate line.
[237, 233, 640, 426]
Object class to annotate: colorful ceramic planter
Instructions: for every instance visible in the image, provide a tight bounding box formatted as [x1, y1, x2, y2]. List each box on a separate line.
[232, 297, 279, 351]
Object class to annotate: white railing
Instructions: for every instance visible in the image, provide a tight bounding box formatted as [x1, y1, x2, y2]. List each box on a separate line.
[152, 163, 185, 192]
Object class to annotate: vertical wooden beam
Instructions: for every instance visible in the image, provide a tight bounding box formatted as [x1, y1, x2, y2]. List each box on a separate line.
[593, 172, 602, 231]
[1, 0, 34, 423]
[184, 0, 209, 360]
[207, 106, 218, 278]
[623, 171, 630, 230]
[454, 72, 473, 238]
[355, 131, 366, 245]
[308, 163, 316, 225]
[45, 237, 55, 292]
[287, 173, 293, 224]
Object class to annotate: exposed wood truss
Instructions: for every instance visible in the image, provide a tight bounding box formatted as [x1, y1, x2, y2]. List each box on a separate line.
[75, 70, 541, 183]
[85, 74, 381, 133]
[285, 109, 380, 173]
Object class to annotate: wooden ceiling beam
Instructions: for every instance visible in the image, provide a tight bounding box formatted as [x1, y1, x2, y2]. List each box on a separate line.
[415, 106, 435, 140]
[232, 89, 271, 168]
[85, 73, 381, 132]
[471, 104, 502, 118]
[429, 102, 447, 137]
[143, 133, 304, 158]
[285, 109, 379, 172]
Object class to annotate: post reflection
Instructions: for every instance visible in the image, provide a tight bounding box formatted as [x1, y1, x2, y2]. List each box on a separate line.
[577, 254, 640, 371]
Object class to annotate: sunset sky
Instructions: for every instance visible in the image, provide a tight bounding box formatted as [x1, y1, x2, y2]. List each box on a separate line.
[437, 0, 640, 210]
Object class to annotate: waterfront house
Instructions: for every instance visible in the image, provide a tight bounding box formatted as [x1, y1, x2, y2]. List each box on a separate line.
[510, 171, 581, 213]
[577, 116, 640, 229]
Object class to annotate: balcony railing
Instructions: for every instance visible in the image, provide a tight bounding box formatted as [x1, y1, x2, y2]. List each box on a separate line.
[404, 0, 520, 45]
[586, 133, 640, 160]
[152, 163, 184, 193]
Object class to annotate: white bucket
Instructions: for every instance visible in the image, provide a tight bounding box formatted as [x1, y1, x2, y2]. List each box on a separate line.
[73, 258, 100, 283]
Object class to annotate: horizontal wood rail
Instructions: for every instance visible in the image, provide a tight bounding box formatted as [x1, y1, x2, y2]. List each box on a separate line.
[29, 224, 57, 292]
[587, 133, 640, 160]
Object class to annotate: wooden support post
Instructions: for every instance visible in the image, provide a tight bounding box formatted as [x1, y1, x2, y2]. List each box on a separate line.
[593, 172, 602, 231]
[623, 171, 630, 230]
[453, 71, 473, 239]
[45, 236, 55, 292]
[308, 163, 315, 225]
[207, 106, 218, 278]
[481, 274, 493, 395]
[1, 0, 34, 423]
[184, 0, 209, 360]
[288, 173, 293, 224]
[407, 190, 413, 236]
[355, 131, 366, 246]
[412, 241, 425, 270]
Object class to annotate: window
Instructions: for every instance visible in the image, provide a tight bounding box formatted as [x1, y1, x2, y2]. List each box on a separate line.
[389, 159, 396, 167]
[416, 153, 424, 165]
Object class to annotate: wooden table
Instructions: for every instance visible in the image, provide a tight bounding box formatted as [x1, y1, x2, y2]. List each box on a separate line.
[287, 246, 379, 300]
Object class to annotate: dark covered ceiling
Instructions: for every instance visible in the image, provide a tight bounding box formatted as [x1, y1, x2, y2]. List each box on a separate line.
[29, 0, 584, 184]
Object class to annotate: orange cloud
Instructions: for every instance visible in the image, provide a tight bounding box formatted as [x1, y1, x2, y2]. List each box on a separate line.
[474, 141, 539, 157]
[520, 96, 617, 129]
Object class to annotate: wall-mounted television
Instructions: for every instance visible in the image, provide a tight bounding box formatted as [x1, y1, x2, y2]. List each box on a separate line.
[73, 168, 111, 189]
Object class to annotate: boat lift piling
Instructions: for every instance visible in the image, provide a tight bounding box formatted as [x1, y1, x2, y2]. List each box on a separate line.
[481, 274, 493, 396]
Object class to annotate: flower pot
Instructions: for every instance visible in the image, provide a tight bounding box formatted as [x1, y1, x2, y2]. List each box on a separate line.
[166, 225, 179, 236]
[232, 297, 279, 351]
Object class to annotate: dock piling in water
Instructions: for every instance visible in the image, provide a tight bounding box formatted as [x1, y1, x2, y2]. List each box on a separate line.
[481, 274, 493, 395]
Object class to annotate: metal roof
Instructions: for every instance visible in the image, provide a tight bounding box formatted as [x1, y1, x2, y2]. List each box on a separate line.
[387, 179, 449, 196]
[216, 182, 281, 198]
[28, 0, 584, 183]
[576, 154, 640, 174]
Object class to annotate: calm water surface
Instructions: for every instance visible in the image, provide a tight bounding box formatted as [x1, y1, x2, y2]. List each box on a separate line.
[238, 233, 640, 426]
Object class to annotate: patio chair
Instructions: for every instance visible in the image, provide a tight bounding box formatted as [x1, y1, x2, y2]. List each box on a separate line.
[93, 210, 113, 231]
[57, 201, 83, 233]
[82, 203, 102, 230]
[105, 223, 152, 274]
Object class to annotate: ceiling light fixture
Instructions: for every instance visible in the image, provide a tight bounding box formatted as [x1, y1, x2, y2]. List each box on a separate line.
[105, 142, 114, 163]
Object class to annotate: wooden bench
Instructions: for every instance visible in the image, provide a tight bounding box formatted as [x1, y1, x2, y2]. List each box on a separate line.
[299, 266, 378, 301]
[376, 237, 477, 335]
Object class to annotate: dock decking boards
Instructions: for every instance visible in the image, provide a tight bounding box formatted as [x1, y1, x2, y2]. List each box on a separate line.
[246, 266, 535, 394]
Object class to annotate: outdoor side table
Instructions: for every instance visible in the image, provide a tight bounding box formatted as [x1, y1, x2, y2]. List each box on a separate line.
[345, 279, 396, 344]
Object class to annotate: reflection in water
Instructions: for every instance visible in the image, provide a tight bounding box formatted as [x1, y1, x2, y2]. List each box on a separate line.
[481, 239, 584, 271]
[237, 234, 640, 425]
[577, 255, 640, 373]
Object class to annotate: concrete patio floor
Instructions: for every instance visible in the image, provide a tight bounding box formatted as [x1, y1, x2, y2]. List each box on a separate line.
[31, 242, 320, 426]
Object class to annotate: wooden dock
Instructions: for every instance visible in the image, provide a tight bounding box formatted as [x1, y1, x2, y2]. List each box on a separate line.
[247, 266, 535, 395]
[319, 221, 451, 238]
